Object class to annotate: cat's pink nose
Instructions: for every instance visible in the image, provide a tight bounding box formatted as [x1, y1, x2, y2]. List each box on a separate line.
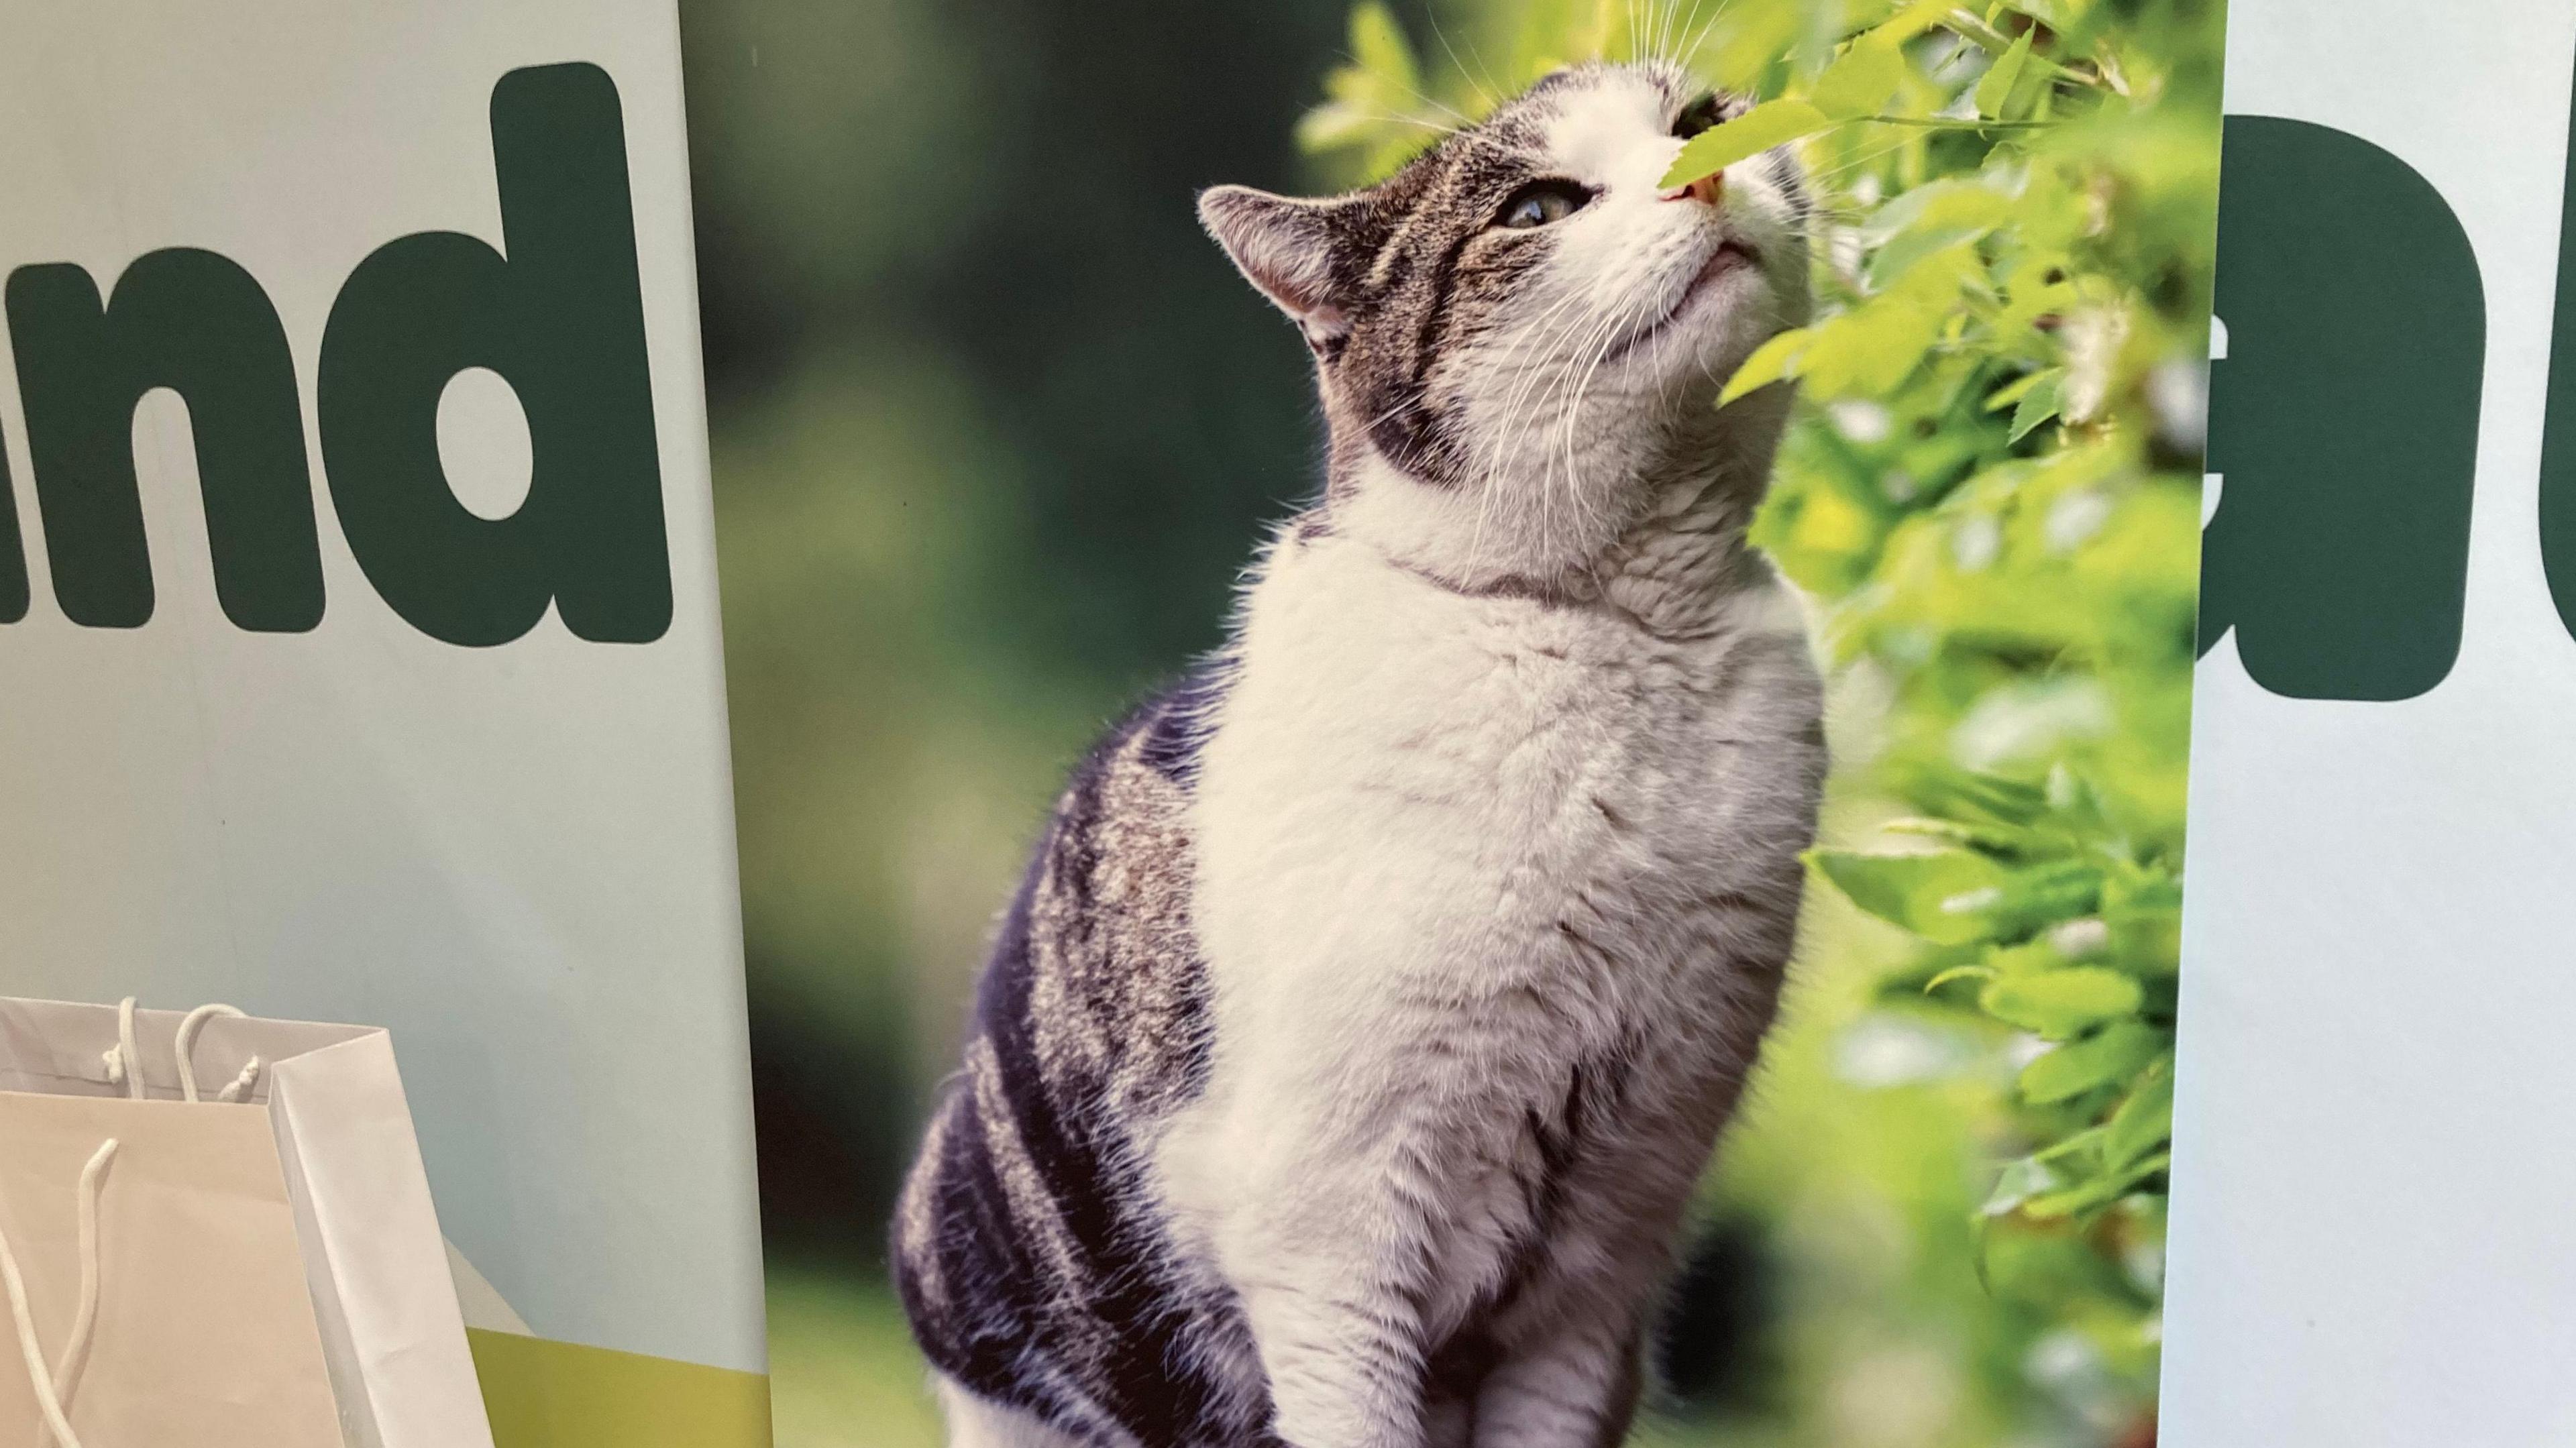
[1660, 172, 1724, 207]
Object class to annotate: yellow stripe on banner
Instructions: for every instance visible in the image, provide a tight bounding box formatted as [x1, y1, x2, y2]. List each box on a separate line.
[469, 1329, 774, 1448]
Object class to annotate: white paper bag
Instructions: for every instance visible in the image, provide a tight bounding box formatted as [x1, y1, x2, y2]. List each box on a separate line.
[0, 998, 496, 1447]
[0, 1087, 346, 1447]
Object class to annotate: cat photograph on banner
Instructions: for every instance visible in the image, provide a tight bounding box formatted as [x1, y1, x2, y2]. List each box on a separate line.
[692, 2, 2218, 1445]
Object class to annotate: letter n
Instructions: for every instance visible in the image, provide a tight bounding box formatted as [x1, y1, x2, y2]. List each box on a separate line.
[318, 61, 671, 648]
[5, 251, 323, 630]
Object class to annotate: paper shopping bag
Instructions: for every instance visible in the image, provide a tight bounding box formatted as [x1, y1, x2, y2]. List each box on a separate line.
[0, 1089, 345, 1445]
[0, 998, 496, 1448]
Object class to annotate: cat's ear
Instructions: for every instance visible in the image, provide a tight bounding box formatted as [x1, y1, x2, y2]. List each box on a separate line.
[1199, 185, 1364, 349]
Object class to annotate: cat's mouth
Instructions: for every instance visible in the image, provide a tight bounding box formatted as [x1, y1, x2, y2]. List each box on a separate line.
[1603, 241, 1760, 364]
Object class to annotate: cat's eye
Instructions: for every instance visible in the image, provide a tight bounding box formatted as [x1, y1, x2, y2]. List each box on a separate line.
[1496, 180, 1592, 230]
[1673, 94, 1725, 138]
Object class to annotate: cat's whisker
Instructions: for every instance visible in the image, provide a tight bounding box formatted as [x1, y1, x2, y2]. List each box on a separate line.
[1333, 109, 1464, 138]
[1514, 321, 1596, 548]
[1536, 293, 1635, 540]
[1544, 312, 1619, 497]
[1678, 0, 1741, 66]
[1475, 292, 1606, 548]
[1458, 28, 1509, 105]
[1804, 115, 1949, 188]
[1379, 119, 1554, 174]
[1460, 272, 1621, 568]
[1556, 303, 1637, 532]
[1674, 0, 1702, 64]
[1371, 64, 1479, 131]
[1664, 0, 1710, 67]
[1425, 12, 1501, 114]
[1468, 278, 1601, 481]
[1360, 391, 1426, 433]
[1806, 139, 1915, 187]
[1463, 307, 1593, 566]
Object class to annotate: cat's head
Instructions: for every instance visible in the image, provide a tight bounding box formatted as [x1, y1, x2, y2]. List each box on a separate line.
[1203, 61, 1811, 588]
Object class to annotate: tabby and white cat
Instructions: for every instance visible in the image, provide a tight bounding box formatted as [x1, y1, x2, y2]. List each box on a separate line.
[894, 59, 1826, 1448]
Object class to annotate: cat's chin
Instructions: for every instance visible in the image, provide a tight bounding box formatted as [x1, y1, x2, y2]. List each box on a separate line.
[1631, 300, 1801, 429]
[1603, 245, 1763, 373]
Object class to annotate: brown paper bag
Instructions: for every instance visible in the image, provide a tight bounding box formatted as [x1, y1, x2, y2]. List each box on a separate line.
[0, 1089, 344, 1445]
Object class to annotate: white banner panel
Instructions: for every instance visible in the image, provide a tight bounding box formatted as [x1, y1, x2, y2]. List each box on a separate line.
[2169, 1, 2576, 1441]
[0, 1, 767, 1435]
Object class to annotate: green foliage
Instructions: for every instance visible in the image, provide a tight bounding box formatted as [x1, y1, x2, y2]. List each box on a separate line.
[1665, 98, 1834, 185]
[1301, 1, 2222, 1440]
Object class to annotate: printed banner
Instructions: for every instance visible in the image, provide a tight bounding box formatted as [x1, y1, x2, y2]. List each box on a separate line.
[2170, 1, 2576, 1441]
[0, 3, 768, 1443]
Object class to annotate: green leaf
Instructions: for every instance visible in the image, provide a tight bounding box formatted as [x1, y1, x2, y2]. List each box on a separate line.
[1808, 848, 2014, 945]
[1861, 180, 2015, 290]
[2010, 370, 2065, 441]
[2017, 1022, 2163, 1104]
[1980, 1154, 2062, 1217]
[1983, 939, 2063, 977]
[1347, 1, 1420, 93]
[1978, 966, 2142, 1038]
[1880, 816, 2033, 855]
[1719, 327, 1815, 405]
[1974, 28, 2037, 120]
[2104, 1066, 2176, 1169]
[1811, 40, 1907, 121]
[1923, 964, 1996, 993]
[1662, 99, 1833, 189]
[1297, 2, 1439, 171]
[1866, 0, 1959, 46]
[2031, 1125, 2108, 1168]
[1909, 767, 2049, 826]
[1294, 104, 1387, 156]
[1986, 1123, 2161, 1221]
[1793, 302, 1941, 399]
[2023, 1152, 2167, 1219]
[1983, 369, 2053, 412]
[1990, 0, 2097, 50]
[1988, 858, 2104, 932]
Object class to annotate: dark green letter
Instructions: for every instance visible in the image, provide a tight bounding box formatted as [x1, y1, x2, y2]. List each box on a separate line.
[0, 432, 23, 622]
[318, 61, 670, 648]
[2199, 116, 2485, 702]
[5, 250, 322, 631]
[2534, 54, 2576, 637]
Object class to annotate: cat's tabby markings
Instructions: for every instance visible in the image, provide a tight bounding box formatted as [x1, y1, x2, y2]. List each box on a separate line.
[898, 60, 1823, 1448]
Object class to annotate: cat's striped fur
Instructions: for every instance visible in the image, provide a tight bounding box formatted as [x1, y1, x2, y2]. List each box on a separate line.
[897, 60, 1823, 1448]
[894, 670, 1276, 1446]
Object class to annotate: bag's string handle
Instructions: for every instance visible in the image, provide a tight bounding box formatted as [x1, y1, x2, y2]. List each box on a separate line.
[0, 1138, 119, 1448]
[0, 997, 260, 1444]
[100, 999, 263, 1104]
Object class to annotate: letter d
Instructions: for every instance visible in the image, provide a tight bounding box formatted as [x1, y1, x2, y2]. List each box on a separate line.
[319, 62, 672, 647]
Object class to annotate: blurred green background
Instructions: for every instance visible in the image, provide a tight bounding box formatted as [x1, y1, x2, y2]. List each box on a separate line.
[676, 1, 1366, 1440]
[676, 2, 2215, 1445]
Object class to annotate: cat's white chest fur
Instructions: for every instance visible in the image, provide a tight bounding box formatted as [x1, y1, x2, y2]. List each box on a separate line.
[1155, 522, 1822, 1424]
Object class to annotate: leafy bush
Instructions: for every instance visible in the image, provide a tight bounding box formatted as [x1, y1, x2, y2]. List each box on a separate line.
[1303, 1, 2222, 1438]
